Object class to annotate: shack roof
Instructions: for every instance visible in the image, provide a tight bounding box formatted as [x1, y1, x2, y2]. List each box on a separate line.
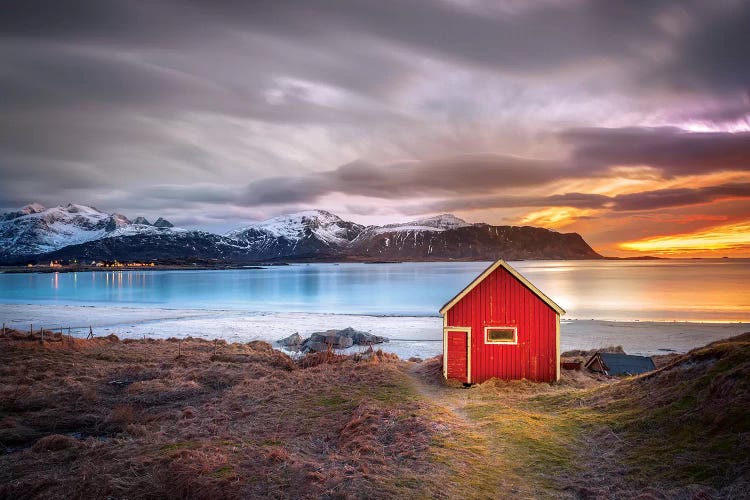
[586, 352, 656, 376]
[439, 260, 565, 316]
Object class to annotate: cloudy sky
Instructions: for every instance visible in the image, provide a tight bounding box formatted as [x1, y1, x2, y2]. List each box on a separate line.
[2, 0, 749, 256]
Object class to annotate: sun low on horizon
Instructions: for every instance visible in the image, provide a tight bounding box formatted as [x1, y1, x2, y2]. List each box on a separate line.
[1, 0, 749, 259]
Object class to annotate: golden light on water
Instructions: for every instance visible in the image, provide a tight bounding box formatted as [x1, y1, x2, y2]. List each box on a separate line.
[619, 221, 750, 255]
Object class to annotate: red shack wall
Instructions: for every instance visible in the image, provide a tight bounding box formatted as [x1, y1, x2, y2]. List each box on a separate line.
[446, 265, 558, 383]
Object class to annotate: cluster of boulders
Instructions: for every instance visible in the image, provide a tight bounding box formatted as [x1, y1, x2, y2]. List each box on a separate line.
[276, 327, 388, 353]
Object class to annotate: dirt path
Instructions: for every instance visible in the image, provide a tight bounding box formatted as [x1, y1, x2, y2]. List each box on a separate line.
[405, 362, 565, 499]
[407, 363, 477, 424]
[407, 363, 459, 405]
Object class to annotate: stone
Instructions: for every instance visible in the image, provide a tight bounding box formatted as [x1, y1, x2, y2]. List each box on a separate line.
[277, 332, 303, 347]
[287, 327, 389, 353]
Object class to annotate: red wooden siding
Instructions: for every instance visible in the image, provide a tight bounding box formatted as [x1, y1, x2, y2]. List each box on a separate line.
[446, 330, 469, 383]
[445, 265, 558, 383]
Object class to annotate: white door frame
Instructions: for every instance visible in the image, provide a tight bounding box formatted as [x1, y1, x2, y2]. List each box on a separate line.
[443, 317, 472, 383]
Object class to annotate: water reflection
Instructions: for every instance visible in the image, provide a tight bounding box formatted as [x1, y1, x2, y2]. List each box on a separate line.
[1, 260, 748, 321]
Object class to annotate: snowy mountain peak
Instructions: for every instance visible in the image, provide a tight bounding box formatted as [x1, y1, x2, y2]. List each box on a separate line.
[21, 203, 46, 214]
[262, 209, 342, 224]
[133, 216, 151, 225]
[112, 213, 132, 227]
[374, 213, 471, 234]
[0, 203, 174, 258]
[228, 209, 363, 246]
[406, 214, 470, 230]
[62, 203, 102, 215]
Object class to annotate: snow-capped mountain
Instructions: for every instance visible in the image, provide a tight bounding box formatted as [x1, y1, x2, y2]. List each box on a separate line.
[229, 210, 362, 244]
[1, 202, 47, 221]
[0, 203, 177, 258]
[0, 204, 602, 263]
[227, 210, 364, 260]
[371, 214, 471, 233]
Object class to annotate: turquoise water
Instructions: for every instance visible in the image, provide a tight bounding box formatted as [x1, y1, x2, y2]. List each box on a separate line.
[1, 260, 748, 321]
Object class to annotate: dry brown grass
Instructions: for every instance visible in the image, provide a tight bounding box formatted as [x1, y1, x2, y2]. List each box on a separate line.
[410, 337, 750, 499]
[0, 330, 453, 499]
[1, 329, 747, 499]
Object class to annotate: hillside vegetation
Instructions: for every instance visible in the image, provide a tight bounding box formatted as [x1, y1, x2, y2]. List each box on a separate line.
[0, 330, 747, 498]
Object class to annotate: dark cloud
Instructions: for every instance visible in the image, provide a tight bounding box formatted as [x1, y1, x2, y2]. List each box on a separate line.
[656, 0, 750, 93]
[611, 182, 750, 211]
[134, 180, 748, 227]
[139, 184, 238, 204]
[408, 192, 610, 214]
[239, 155, 576, 205]
[416, 182, 750, 215]
[562, 127, 750, 176]
[234, 126, 750, 208]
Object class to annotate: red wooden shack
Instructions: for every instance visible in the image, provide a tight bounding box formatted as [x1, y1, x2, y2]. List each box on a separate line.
[441, 260, 565, 384]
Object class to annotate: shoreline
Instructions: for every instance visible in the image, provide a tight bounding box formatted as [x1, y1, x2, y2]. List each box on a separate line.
[0, 264, 278, 274]
[1, 303, 747, 359]
[1, 300, 747, 323]
[3, 256, 749, 274]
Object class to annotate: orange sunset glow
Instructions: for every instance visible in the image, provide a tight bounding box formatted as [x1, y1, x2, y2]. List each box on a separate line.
[619, 221, 750, 256]
[497, 166, 750, 258]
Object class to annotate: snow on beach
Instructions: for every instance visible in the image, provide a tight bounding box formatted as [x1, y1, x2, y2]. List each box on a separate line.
[1, 304, 747, 360]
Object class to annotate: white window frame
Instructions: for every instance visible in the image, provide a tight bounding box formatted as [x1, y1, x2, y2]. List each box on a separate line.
[484, 326, 518, 345]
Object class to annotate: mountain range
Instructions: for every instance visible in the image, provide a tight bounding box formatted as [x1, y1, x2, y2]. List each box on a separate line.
[0, 203, 602, 264]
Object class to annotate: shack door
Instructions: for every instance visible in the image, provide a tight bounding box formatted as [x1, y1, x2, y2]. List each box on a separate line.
[446, 330, 469, 383]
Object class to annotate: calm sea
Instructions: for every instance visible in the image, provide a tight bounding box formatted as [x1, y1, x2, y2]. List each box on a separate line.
[0, 260, 748, 322]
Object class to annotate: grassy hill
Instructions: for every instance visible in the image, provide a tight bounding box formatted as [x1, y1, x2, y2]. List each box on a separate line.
[0, 330, 747, 498]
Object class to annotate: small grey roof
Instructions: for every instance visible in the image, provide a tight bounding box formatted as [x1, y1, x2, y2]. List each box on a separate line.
[596, 353, 655, 375]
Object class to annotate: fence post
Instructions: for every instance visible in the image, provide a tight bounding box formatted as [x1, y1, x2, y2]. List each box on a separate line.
[178, 338, 182, 357]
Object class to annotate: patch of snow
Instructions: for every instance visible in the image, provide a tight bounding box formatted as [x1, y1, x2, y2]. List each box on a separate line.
[45, 222, 107, 249]
[228, 209, 357, 245]
[371, 214, 471, 234]
[105, 225, 186, 238]
[21, 203, 46, 214]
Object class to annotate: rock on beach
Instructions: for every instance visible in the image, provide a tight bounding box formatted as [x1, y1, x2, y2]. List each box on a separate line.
[276, 327, 388, 353]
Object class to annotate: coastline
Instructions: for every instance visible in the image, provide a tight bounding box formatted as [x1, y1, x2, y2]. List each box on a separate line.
[10, 254, 736, 274]
[0, 264, 276, 274]
[1, 303, 747, 359]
